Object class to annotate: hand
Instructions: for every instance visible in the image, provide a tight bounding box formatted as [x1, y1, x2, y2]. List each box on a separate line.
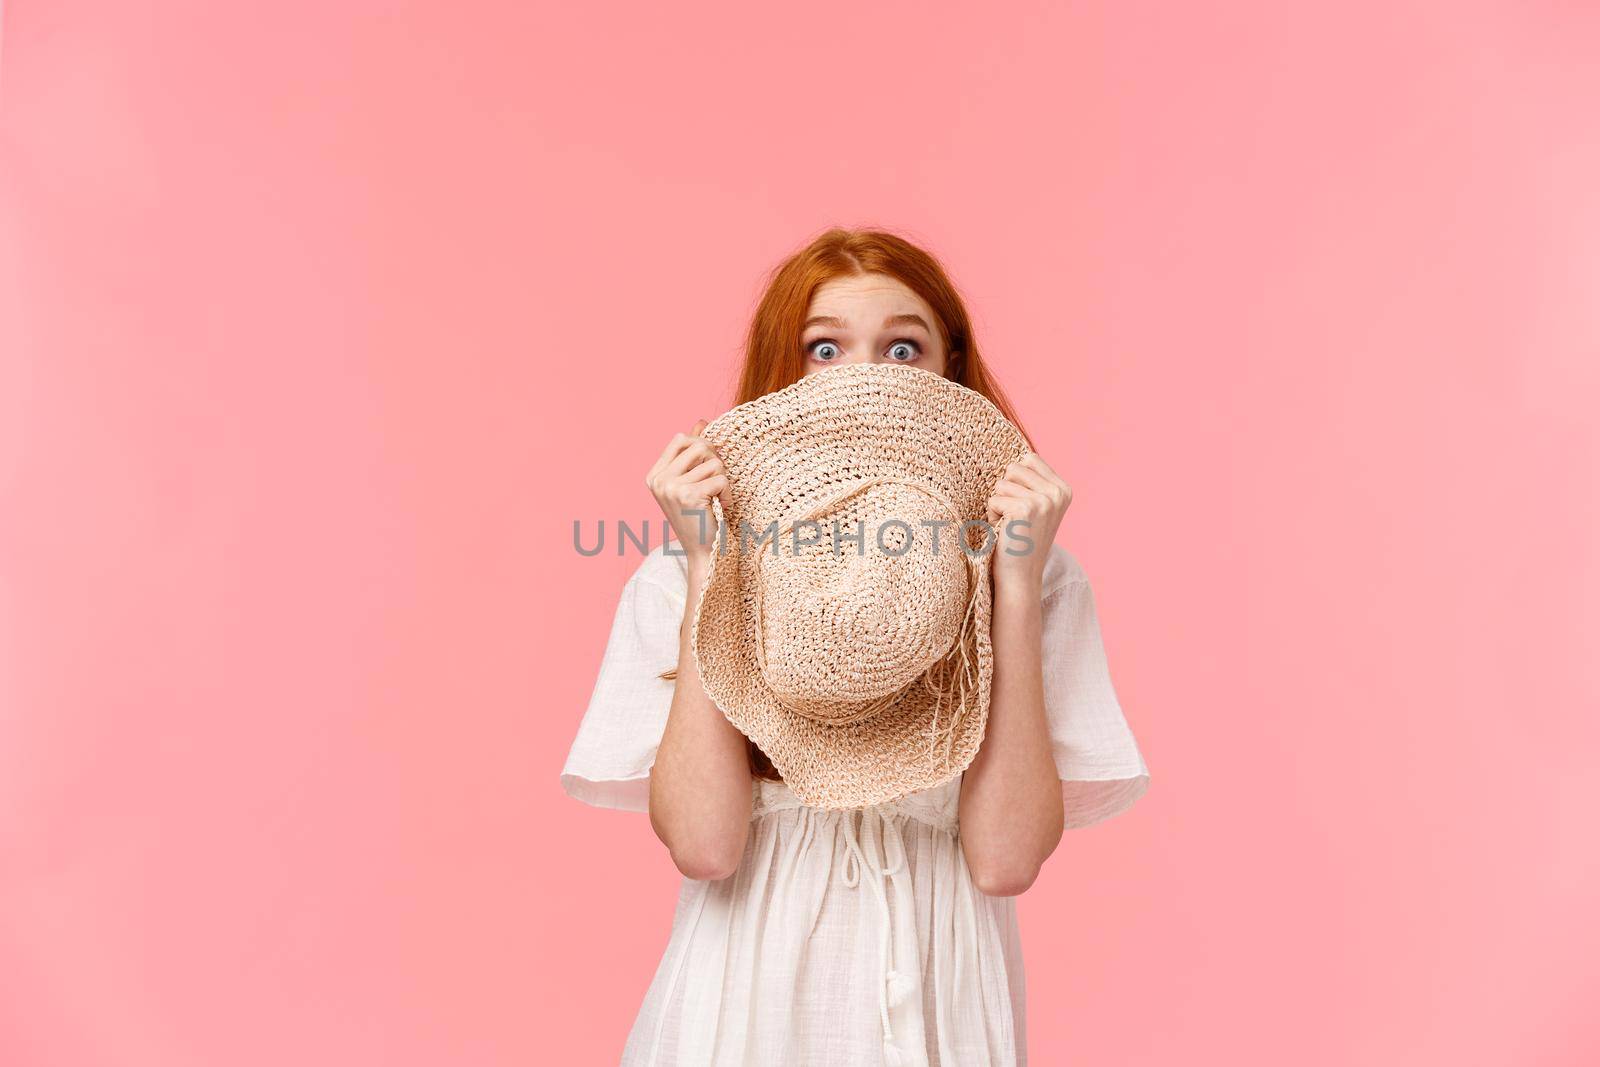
[646, 420, 730, 566]
[985, 452, 1073, 593]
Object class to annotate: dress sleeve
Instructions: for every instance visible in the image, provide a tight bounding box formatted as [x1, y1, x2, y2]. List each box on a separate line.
[1040, 571, 1151, 829]
[559, 555, 686, 813]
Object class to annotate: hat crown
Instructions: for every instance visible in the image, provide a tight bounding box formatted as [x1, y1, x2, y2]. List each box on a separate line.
[751, 482, 972, 720]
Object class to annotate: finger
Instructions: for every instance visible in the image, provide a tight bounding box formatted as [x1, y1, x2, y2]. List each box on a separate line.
[649, 432, 696, 480]
[986, 493, 1031, 518]
[1018, 451, 1063, 481]
[1011, 462, 1074, 511]
[695, 474, 730, 506]
[678, 457, 723, 484]
[684, 476, 731, 528]
[990, 478, 1036, 500]
[690, 418, 709, 437]
[1001, 461, 1053, 492]
[662, 439, 715, 478]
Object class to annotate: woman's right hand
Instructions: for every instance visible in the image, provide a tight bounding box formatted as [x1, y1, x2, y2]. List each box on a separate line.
[646, 420, 729, 565]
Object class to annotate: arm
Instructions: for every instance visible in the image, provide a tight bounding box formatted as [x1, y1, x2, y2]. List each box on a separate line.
[958, 453, 1072, 896]
[648, 553, 755, 880]
[643, 421, 754, 881]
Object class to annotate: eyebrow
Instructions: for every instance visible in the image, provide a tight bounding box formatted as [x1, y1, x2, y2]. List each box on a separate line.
[803, 313, 933, 331]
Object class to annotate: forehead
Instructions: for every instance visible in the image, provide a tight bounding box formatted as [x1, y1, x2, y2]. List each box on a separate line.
[805, 273, 932, 320]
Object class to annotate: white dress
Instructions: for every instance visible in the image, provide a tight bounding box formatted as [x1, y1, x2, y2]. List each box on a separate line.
[561, 543, 1149, 1066]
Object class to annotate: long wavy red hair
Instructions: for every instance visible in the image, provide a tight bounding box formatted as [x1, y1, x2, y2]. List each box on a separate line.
[680, 226, 1032, 783]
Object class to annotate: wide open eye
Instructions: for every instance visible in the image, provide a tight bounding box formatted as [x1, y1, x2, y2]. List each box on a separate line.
[886, 340, 921, 362]
[807, 340, 843, 362]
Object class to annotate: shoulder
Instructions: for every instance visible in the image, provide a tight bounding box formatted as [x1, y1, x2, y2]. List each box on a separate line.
[629, 542, 690, 604]
[1040, 542, 1088, 600]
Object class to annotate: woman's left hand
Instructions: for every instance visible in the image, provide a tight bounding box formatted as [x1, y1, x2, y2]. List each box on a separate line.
[985, 452, 1073, 593]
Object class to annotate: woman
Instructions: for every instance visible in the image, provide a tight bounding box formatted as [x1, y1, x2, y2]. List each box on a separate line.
[560, 227, 1149, 1065]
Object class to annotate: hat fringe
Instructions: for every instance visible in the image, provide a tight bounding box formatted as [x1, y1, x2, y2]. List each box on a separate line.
[922, 552, 984, 768]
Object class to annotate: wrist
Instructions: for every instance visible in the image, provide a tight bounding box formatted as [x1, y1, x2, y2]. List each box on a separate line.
[685, 552, 715, 604]
[685, 551, 710, 581]
[992, 561, 1045, 605]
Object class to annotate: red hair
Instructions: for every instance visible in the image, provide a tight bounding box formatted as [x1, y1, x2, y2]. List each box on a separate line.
[722, 227, 1034, 783]
[733, 227, 1033, 438]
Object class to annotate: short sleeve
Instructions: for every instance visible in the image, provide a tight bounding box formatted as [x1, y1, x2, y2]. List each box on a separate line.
[1040, 560, 1151, 829]
[559, 550, 687, 812]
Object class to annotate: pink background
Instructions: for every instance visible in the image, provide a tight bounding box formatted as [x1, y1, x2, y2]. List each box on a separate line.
[3, 2, 1597, 1064]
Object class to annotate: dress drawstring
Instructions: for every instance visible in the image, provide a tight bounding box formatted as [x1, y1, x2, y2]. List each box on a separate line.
[838, 808, 916, 1066]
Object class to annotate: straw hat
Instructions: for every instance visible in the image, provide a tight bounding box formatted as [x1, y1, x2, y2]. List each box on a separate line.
[689, 362, 1031, 810]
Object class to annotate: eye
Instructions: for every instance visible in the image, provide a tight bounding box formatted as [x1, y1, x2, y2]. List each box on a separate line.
[807, 339, 843, 362]
[886, 340, 921, 362]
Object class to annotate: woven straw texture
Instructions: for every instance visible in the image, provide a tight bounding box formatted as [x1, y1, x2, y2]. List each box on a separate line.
[690, 362, 1030, 810]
